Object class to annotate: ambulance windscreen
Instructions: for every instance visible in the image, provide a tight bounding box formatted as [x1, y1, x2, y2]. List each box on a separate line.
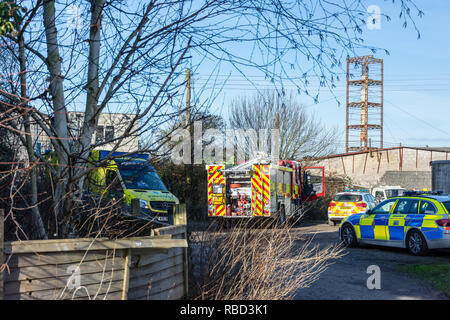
[118, 163, 167, 191]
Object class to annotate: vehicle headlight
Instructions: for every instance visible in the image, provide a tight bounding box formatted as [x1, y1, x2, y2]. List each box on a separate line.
[139, 199, 148, 209]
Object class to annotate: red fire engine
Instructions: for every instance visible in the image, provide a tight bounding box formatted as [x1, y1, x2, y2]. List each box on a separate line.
[206, 154, 325, 223]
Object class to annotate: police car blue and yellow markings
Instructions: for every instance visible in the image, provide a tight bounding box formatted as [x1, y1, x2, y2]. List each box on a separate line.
[343, 212, 445, 241]
[339, 196, 450, 247]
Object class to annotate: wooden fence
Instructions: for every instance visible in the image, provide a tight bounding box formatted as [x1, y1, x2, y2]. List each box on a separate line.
[0, 207, 188, 300]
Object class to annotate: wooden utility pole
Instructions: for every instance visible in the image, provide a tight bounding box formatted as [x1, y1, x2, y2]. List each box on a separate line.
[185, 68, 192, 165]
[273, 113, 280, 161]
[185, 68, 191, 128]
[185, 68, 192, 220]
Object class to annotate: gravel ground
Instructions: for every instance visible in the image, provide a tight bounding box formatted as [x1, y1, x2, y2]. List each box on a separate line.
[292, 223, 450, 300]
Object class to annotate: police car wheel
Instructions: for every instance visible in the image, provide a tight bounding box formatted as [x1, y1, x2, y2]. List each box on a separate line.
[341, 224, 357, 247]
[406, 230, 429, 256]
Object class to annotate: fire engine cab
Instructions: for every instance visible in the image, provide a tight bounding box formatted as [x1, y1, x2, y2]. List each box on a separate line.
[206, 154, 325, 223]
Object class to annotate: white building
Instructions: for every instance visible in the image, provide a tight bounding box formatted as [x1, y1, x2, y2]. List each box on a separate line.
[22, 111, 139, 158]
[66, 111, 139, 152]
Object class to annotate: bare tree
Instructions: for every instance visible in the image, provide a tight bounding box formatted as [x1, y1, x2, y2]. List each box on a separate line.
[229, 90, 339, 159]
[0, 0, 422, 238]
[16, 2, 47, 239]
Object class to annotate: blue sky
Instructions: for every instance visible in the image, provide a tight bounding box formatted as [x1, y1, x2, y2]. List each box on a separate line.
[37, 1, 449, 153]
[192, 1, 450, 153]
[357, 0, 450, 148]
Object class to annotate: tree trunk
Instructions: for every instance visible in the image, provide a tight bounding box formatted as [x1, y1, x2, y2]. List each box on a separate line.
[18, 30, 48, 240]
[42, 0, 106, 237]
[77, 0, 105, 185]
[43, 0, 70, 237]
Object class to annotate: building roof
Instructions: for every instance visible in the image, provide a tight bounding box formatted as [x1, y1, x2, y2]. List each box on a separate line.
[306, 146, 450, 161]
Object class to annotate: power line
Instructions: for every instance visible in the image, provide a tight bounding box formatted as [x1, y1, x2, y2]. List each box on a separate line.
[194, 72, 450, 79]
[384, 98, 450, 137]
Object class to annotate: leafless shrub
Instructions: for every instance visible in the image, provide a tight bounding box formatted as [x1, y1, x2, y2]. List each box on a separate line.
[189, 216, 344, 300]
[229, 90, 340, 159]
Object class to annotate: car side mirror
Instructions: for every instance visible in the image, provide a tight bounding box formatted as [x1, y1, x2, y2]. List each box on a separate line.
[367, 209, 374, 215]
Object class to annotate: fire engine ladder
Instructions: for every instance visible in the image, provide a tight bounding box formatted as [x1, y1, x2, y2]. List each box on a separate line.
[222, 153, 272, 173]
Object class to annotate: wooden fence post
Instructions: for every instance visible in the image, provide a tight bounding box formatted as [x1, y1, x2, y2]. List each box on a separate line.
[183, 237, 189, 298]
[0, 209, 4, 300]
[174, 204, 187, 225]
[121, 249, 131, 300]
[174, 204, 188, 297]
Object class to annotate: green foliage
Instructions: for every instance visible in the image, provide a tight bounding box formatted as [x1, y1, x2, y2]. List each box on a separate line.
[0, 1, 24, 36]
[400, 263, 450, 296]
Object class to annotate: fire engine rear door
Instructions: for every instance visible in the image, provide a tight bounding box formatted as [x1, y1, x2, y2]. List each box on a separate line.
[302, 166, 325, 201]
[252, 164, 270, 216]
[207, 165, 226, 216]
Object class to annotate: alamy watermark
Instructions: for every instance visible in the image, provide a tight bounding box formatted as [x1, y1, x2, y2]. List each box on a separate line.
[66, 5, 84, 30]
[170, 121, 280, 165]
[366, 265, 381, 290]
[66, 264, 92, 299]
[67, 264, 81, 289]
[367, 5, 381, 30]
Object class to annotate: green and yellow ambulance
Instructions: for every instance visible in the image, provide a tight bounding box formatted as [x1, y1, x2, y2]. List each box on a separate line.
[87, 150, 179, 223]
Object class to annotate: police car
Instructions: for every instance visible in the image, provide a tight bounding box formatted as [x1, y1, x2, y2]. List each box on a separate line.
[328, 190, 377, 226]
[339, 191, 450, 255]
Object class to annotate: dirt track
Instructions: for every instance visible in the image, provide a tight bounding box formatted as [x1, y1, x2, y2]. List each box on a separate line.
[292, 223, 450, 300]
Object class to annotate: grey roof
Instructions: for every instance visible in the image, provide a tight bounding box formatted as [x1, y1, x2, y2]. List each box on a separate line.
[308, 146, 450, 161]
[417, 147, 450, 152]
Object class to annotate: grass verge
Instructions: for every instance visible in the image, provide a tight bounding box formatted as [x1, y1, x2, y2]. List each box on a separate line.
[399, 263, 450, 297]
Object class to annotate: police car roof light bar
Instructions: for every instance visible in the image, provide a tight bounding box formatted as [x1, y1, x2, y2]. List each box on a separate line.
[403, 190, 443, 196]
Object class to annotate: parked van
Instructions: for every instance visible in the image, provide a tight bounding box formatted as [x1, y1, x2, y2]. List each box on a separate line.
[371, 186, 406, 202]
